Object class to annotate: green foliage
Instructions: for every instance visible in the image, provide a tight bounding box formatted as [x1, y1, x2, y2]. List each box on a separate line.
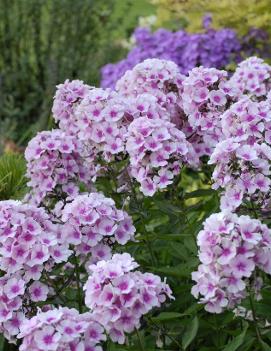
[182, 316, 199, 349]
[92, 163, 271, 350]
[150, 0, 271, 34]
[222, 323, 248, 351]
[0, 153, 27, 200]
[1, 158, 271, 351]
[0, 0, 153, 145]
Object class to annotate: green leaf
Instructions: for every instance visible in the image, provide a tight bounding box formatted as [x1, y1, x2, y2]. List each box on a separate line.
[238, 337, 255, 351]
[0, 336, 4, 351]
[0, 153, 26, 200]
[154, 200, 183, 215]
[152, 264, 193, 278]
[153, 312, 188, 322]
[184, 303, 204, 315]
[184, 189, 215, 199]
[255, 302, 271, 320]
[145, 215, 169, 231]
[260, 340, 271, 351]
[222, 323, 248, 351]
[182, 316, 199, 350]
[169, 242, 189, 259]
[155, 233, 191, 241]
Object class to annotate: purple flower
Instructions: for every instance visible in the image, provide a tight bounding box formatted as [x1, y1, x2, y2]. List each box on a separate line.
[100, 24, 269, 89]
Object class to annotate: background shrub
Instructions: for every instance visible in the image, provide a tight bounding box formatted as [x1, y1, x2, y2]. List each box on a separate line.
[0, 0, 153, 149]
[150, 0, 271, 34]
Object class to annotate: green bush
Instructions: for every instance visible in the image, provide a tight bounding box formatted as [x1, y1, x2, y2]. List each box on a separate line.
[0, 153, 27, 200]
[0, 0, 153, 146]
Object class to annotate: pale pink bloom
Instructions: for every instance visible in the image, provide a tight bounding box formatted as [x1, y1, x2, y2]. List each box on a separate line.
[29, 282, 49, 302]
[192, 212, 271, 313]
[4, 277, 25, 299]
[217, 239, 237, 265]
[84, 253, 173, 342]
[34, 326, 61, 350]
[231, 255, 255, 278]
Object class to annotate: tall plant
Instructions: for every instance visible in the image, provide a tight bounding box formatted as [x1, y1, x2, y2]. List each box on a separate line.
[1, 56, 271, 350]
[0, 0, 153, 146]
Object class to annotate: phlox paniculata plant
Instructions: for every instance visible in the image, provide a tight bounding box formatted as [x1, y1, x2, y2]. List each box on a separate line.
[2, 55, 271, 350]
[0, 196, 171, 349]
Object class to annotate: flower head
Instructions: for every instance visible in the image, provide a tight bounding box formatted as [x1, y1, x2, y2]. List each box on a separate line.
[84, 253, 173, 343]
[192, 212, 271, 313]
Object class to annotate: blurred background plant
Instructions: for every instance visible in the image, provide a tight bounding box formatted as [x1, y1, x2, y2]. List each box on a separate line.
[0, 153, 27, 200]
[151, 0, 271, 34]
[101, 1, 271, 89]
[1, 0, 271, 151]
[101, 23, 270, 89]
[0, 0, 154, 151]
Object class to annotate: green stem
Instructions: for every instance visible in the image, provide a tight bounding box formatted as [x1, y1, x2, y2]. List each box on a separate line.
[56, 272, 75, 294]
[144, 229, 157, 267]
[125, 168, 157, 266]
[250, 201, 258, 219]
[249, 290, 262, 343]
[4, 340, 18, 351]
[136, 329, 145, 351]
[74, 256, 83, 313]
[44, 271, 66, 303]
[148, 317, 182, 349]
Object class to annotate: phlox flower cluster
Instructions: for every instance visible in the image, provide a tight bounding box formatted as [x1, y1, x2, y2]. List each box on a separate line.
[192, 212, 271, 313]
[18, 307, 105, 351]
[113, 59, 204, 192]
[210, 97, 271, 211]
[46, 58, 201, 198]
[0, 200, 71, 341]
[59, 193, 135, 260]
[220, 97, 270, 139]
[126, 117, 197, 196]
[181, 66, 237, 155]
[116, 58, 183, 99]
[116, 59, 187, 130]
[74, 88, 128, 162]
[116, 59, 192, 146]
[0, 200, 70, 276]
[228, 56, 271, 98]
[52, 79, 91, 135]
[84, 253, 173, 344]
[25, 129, 96, 203]
[30, 56, 271, 204]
